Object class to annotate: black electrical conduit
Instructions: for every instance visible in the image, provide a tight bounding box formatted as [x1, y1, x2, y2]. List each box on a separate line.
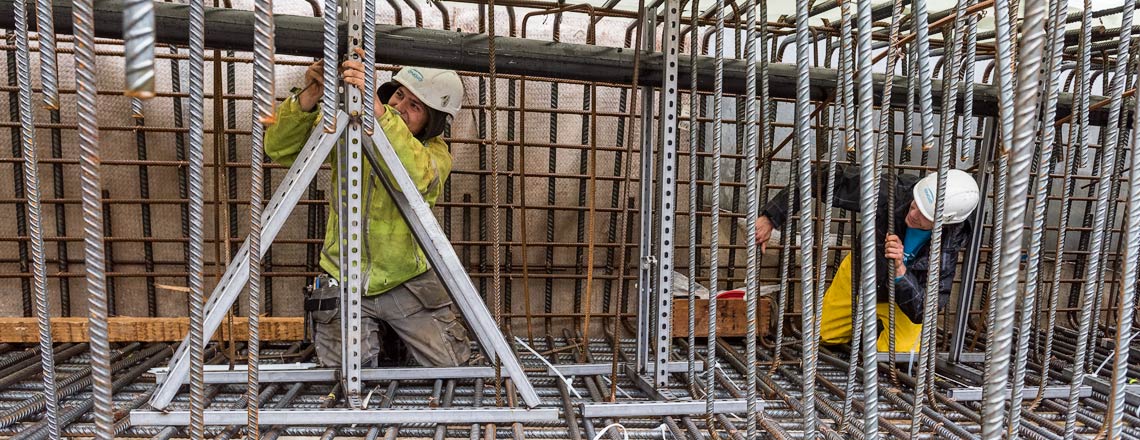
[0, 0, 1119, 124]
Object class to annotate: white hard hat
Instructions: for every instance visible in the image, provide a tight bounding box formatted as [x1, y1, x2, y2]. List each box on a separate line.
[912, 169, 980, 224]
[379, 66, 464, 118]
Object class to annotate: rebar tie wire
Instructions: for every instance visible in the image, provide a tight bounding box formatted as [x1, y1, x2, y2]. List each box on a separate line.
[12, 0, 59, 438]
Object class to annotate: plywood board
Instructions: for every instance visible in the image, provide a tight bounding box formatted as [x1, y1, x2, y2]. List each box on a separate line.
[672, 297, 773, 337]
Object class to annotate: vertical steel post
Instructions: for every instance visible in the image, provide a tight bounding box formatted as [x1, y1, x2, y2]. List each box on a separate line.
[13, 1, 59, 439]
[652, 0, 681, 388]
[636, 6, 658, 376]
[949, 117, 995, 363]
[339, 0, 366, 407]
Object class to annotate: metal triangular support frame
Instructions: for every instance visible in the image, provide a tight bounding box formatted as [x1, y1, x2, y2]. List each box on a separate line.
[146, 109, 541, 410]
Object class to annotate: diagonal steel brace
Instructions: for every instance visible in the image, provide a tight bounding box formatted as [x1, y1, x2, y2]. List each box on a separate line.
[362, 131, 541, 408]
[148, 113, 347, 410]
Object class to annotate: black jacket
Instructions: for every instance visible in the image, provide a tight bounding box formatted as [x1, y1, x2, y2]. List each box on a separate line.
[761, 163, 972, 324]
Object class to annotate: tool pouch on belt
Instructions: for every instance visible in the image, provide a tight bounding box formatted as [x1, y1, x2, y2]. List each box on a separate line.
[305, 274, 340, 325]
[402, 272, 453, 310]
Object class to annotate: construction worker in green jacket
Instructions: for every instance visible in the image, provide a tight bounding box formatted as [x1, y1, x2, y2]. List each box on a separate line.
[264, 49, 471, 367]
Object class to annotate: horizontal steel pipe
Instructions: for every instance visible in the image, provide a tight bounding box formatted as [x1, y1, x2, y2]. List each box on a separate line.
[0, 0, 1116, 123]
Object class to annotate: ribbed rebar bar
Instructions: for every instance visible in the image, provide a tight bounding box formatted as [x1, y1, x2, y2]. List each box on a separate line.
[13, 0, 59, 438]
[982, 0, 1048, 435]
[321, 0, 337, 131]
[1063, 0, 1133, 438]
[35, 0, 58, 109]
[1007, 0, 1066, 434]
[1108, 60, 1140, 440]
[122, 0, 155, 98]
[186, 0, 207, 436]
[248, 0, 276, 435]
[743, 0, 759, 435]
[73, 0, 113, 435]
[686, 0, 699, 398]
[362, 0, 376, 134]
[911, 0, 966, 434]
[836, 0, 857, 431]
[876, 0, 905, 392]
[853, 0, 878, 437]
[706, 0, 725, 429]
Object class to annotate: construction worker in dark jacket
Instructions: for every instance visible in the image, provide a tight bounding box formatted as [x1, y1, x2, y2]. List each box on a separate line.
[754, 164, 980, 352]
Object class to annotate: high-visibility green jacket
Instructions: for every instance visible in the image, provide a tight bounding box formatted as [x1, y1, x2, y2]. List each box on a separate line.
[264, 95, 452, 296]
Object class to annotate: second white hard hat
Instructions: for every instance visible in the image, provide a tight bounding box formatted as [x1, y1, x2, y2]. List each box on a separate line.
[912, 169, 981, 224]
[378, 66, 464, 118]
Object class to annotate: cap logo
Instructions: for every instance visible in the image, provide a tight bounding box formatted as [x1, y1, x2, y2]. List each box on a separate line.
[440, 95, 450, 107]
[408, 69, 424, 82]
[923, 187, 935, 205]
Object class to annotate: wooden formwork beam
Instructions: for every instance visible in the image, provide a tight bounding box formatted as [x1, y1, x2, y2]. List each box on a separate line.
[0, 317, 304, 343]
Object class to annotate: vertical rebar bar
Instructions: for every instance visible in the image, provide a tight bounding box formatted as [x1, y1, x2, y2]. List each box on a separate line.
[853, 0, 878, 437]
[1007, 0, 1066, 434]
[187, 0, 208, 436]
[248, 0, 276, 434]
[686, 0, 700, 398]
[742, 0, 759, 435]
[1064, 0, 1134, 437]
[362, 0, 376, 134]
[321, 0, 338, 132]
[1108, 52, 1140, 440]
[35, 0, 58, 110]
[982, 0, 1049, 435]
[13, 1, 58, 439]
[911, 0, 966, 435]
[123, 0, 155, 98]
[706, 0, 725, 430]
[73, 0, 113, 436]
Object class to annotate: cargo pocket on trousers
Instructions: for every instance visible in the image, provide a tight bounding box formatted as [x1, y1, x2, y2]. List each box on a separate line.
[431, 307, 471, 366]
[404, 272, 453, 310]
[306, 285, 340, 325]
